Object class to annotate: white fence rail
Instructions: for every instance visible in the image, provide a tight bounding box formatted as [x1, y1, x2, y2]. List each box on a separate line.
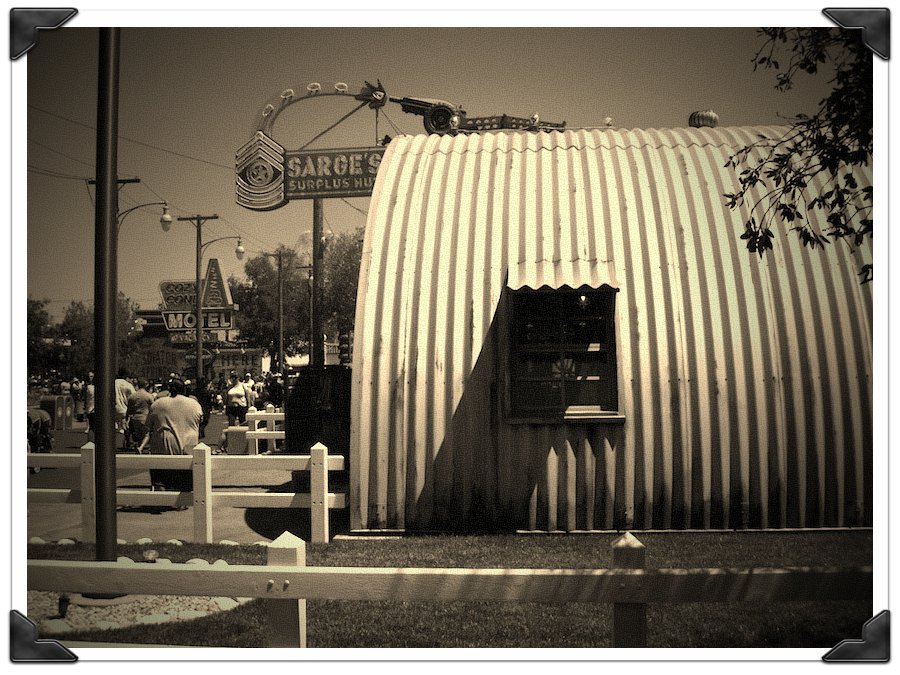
[27, 532, 872, 648]
[27, 442, 344, 543]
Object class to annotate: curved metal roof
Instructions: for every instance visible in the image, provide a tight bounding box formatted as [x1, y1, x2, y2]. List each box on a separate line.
[350, 127, 873, 531]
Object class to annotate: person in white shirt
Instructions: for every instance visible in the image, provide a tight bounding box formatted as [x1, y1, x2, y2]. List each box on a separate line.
[144, 376, 203, 495]
[226, 372, 250, 425]
[114, 368, 135, 444]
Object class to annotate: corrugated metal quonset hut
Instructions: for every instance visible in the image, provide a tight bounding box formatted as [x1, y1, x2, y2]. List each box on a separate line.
[350, 127, 872, 532]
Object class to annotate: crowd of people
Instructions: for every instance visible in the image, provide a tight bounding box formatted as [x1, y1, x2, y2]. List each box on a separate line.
[29, 369, 288, 492]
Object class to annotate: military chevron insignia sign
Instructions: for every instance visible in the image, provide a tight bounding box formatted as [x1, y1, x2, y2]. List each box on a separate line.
[236, 131, 384, 210]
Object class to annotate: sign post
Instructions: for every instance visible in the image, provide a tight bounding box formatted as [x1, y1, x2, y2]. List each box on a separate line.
[311, 199, 324, 368]
[236, 82, 388, 370]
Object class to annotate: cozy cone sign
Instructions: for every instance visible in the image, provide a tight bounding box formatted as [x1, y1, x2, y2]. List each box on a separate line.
[201, 258, 235, 309]
[160, 259, 236, 331]
[235, 131, 384, 209]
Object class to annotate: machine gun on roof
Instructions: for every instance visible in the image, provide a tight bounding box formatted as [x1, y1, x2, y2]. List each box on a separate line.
[387, 95, 566, 136]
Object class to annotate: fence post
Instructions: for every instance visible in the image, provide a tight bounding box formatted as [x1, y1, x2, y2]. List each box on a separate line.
[265, 403, 275, 453]
[611, 531, 647, 647]
[310, 442, 328, 544]
[266, 531, 307, 647]
[79, 442, 96, 543]
[191, 443, 213, 544]
[247, 406, 258, 455]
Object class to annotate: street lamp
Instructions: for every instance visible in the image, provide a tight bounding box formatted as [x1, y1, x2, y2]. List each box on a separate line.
[162, 212, 244, 384]
[117, 201, 171, 233]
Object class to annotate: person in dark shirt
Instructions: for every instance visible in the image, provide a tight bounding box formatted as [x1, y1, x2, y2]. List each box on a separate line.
[267, 372, 284, 409]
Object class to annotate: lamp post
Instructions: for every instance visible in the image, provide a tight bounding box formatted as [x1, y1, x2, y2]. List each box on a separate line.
[162, 213, 244, 385]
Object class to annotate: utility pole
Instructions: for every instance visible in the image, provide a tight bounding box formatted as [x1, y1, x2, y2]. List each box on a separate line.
[177, 214, 219, 386]
[93, 27, 120, 562]
[276, 252, 284, 374]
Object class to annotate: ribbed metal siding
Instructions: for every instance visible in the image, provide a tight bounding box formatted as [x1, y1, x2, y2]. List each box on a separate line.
[350, 128, 873, 531]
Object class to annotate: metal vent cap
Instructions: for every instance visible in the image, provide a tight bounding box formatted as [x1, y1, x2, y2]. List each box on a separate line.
[689, 110, 719, 128]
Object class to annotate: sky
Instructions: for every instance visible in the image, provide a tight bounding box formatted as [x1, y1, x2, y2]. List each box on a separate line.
[26, 25, 837, 320]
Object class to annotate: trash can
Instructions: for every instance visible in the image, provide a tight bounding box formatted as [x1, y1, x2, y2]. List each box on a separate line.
[39, 395, 74, 430]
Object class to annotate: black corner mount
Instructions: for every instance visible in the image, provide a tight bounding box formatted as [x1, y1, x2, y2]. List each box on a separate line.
[823, 8, 891, 59]
[9, 7, 78, 60]
[823, 610, 890, 662]
[9, 610, 78, 662]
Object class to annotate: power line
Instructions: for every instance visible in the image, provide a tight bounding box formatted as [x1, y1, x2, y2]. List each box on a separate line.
[137, 181, 169, 206]
[27, 166, 91, 181]
[322, 213, 336, 237]
[380, 108, 405, 135]
[121, 134, 234, 170]
[29, 104, 234, 171]
[28, 104, 94, 131]
[28, 137, 95, 170]
[129, 175, 271, 250]
[217, 214, 271, 249]
[340, 197, 368, 218]
[83, 179, 95, 209]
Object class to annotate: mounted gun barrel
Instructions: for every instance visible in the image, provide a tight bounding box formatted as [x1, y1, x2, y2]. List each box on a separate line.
[389, 95, 565, 135]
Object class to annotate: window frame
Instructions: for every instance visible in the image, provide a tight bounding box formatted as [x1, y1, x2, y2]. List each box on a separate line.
[503, 285, 623, 424]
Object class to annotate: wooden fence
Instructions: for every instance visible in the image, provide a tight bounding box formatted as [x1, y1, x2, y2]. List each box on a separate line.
[26, 442, 344, 544]
[245, 404, 284, 455]
[27, 532, 872, 648]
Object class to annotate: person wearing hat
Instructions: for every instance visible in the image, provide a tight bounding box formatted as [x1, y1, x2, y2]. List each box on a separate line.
[144, 376, 203, 495]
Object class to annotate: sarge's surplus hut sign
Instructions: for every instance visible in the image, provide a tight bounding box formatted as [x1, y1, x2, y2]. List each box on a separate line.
[236, 131, 384, 209]
[350, 126, 873, 534]
[286, 147, 383, 199]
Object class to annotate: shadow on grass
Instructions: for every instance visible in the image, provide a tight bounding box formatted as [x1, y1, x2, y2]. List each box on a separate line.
[59, 601, 270, 648]
[56, 599, 873, 649]
[241, 478, 351, 543]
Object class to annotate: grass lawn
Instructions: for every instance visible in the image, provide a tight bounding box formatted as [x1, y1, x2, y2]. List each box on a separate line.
[27, 530, 873, 648]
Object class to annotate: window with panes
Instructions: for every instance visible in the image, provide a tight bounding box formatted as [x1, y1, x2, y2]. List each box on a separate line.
[509, 287, 618, 418]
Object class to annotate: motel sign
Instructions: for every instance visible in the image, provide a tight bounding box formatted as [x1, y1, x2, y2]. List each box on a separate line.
[160, 259, 237, 333]
[162, 310, 234, 331]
